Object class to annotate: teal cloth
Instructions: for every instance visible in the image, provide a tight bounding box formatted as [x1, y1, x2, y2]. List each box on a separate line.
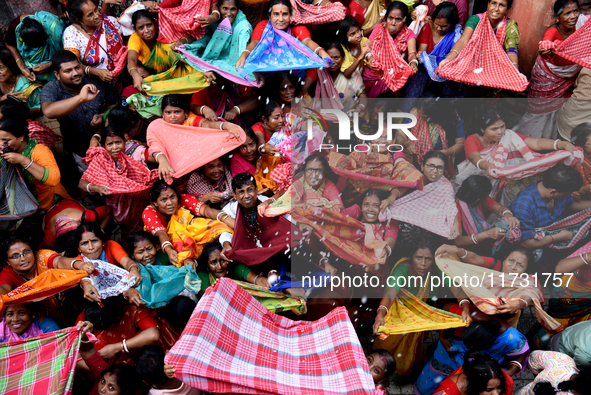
[16, 12, 65, 82]
[137, 264, 200, 308]
[559, 320, 591, 367]
[15, 76, 41, 110]
[181, 11, 254, 82]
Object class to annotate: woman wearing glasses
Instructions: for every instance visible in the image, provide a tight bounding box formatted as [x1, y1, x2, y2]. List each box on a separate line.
[0, 234, 96, 324]
[380, 151, 461, 240]
[293, 153, 344, 212]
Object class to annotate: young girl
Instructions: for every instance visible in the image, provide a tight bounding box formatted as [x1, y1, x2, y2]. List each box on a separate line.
[230, 128, 281, 194]
[325, 42, 367, 114]
[366, 349, 396, 389]
[251, 101, 284, 156]
[337, 16, 371, 79]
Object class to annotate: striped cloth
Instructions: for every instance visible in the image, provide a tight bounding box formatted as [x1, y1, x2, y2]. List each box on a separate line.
[0, 327, 81, 395]
[164, 277, 379, 395]
[157, 0, 211, 43]
[289, 0, 347, 25]
[435, 256, 563, 335]
[437, 12, 529, 92]
[533, 207, 591, 249]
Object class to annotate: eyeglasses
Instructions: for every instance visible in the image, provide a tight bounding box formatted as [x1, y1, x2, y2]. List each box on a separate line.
[425, 164, 445, 172]
[305, 168, 324, 175]
[8, 249, 33, 261]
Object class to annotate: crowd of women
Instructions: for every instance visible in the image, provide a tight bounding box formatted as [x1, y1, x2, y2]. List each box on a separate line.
[1, 0, 591, 393]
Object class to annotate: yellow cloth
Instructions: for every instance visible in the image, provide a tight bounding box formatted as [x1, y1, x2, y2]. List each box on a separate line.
[362, 0, 384, 30]
[128, 33, 152, 63]
[167, 207, 233, 267]
[378, 288, 466, 336]
[341, 37, 368, 72]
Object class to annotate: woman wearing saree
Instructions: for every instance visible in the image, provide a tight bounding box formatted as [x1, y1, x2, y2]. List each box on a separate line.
[230, 128, 282, 193]
[433, 352, 514, 395]
[362, 1, 418, 98]
[187, 156, 234, 209]
[456, 108, 577, 204]
[454, 175, 520, 253]
[234, 0, 329, 93]
[127, 10, 200, 94]
[5, 12, 65, 82]
[437, 0, 527, 87]
[572, 122, 591, 199]
[142, 180, 234, 269]
[0, 115, 71, 211]
[0, 49, 42, 115]
[371, 237, 442, 382]
[380, 151, 461, 240]
[515, 0, 582, 139]
[441, 0, 530, 92]
[180, 0, 253, 87]
[63, 0, 123, 83]
[410, 2, 463, 100]
[79, 125, 159, 234]
[293, 153, 344, 212]
[415, 273, 530, 394]
[325, 42, 368, 114]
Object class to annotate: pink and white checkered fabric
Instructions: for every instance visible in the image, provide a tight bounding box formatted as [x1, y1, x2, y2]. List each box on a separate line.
[289, 0, 347, 25]
[437, 12, 528, 92]
[379, 177, 458, 238]
[539, 17, 591, 69]
[164, 278, 378, 395]
[157, 0, 210, 43]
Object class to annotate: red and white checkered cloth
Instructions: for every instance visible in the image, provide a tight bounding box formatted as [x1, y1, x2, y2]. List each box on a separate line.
[539, 17, 591, 69]
[379, 176, 458, 238]
[270, 163, 292, 191]
[28, 121, 61, 150]
[411, 117, 448, 166]
[367, 23, 414, 93]
[81, 147, 159, 195]
[164, 278, 379, 395]
[157, 0, 210, 43]
[436, 13, 528, 92]
[289, 0, 347, 25]
[533, 207, 591, 249]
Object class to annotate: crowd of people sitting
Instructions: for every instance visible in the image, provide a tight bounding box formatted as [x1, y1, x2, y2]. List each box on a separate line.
[1, 0, 591, 393]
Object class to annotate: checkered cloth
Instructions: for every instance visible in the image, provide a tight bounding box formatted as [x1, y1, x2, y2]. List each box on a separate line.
[367, 23, 414, 93]
[289, 0, 347, 25]
[0, 327, 81, 395]
[81, 147, 159, 195]
[157, 0, 210, 43]
[533, 207, 591, 249]
[310, 68, 344, 122]
[379, 176, 458, 238]
[164, 278, 378, 395]
[27, 121, 61, 150]
[539, 17, 591, 69]
[437, 13, 529, 92]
